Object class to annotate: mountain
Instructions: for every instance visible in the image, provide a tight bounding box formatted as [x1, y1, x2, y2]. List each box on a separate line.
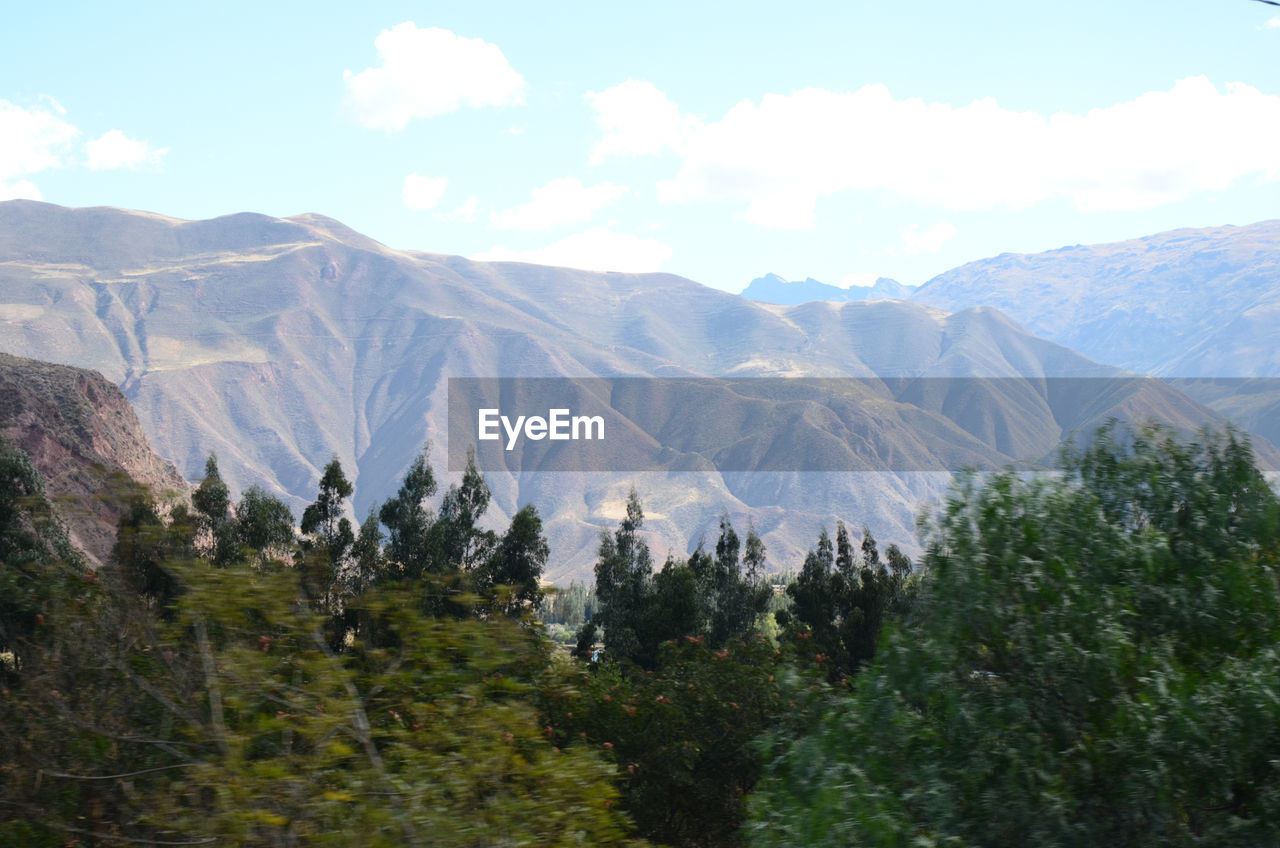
[911, 221, 1280, 379]
[741, 273, 916, 305]
[0, 352, 186, 566]
[0, 200, 1261, 581]
[910, 220, 1280, 446]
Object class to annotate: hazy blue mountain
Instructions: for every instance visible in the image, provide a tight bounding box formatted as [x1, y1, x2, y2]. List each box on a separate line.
[741, 273, 916, 305]
[0, 201, 1261, 580]
[909, 220, 1280, 446]
[911, 221, 1280, 379]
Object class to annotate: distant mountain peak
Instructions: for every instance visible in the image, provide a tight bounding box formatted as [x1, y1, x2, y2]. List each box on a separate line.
[741, 273, 917, 305]
[910, 219, 1280, 380]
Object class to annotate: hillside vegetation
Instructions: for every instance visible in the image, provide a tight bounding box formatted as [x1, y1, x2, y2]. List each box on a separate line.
[4, 421, 1280, 847]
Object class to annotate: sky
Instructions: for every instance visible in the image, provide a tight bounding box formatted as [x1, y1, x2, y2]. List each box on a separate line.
[2, 1, 1278, 292]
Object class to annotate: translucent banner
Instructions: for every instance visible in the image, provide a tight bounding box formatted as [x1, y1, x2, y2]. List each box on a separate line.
[447, 377, 1280, 473]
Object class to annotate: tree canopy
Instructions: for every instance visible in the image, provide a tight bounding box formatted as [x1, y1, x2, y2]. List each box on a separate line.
[749, 425, 1280, 847]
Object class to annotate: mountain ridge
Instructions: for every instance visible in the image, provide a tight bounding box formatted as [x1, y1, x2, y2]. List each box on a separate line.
[910, 219, 1280, 378]
[0, 200, 1267, 580]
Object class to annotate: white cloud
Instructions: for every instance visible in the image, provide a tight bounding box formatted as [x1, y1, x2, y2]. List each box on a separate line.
[585, 79, 697, 164]
[0, 99, 166, 196]
[1264, 15, 1280, 29]
[473, 226, 673, 273]
[85, 129, 167, 170]
[0, 179, 42, 201]
[343, 23, 525, 131]
[402, 172, 448, 210]
[586, 77, 1280, 228]
[0, 98, 79, 185]
[445, 195, 480, 222]
[490, 177, 628, 231]
[899, 221, 957, 255]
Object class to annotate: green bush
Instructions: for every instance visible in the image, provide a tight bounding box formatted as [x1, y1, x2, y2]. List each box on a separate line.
[749, 426, 1280, 848]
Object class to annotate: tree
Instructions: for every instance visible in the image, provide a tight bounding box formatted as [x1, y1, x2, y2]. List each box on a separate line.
[574, 619, 599, 661]
[376, 450, 538, 620]
[647, 556, 704, 651]
[743, 523, 767, 582]
[430, 452, 496, 572]
[111, 479, 180, 607]
[378, 446, 437, 579]
[708, 517, 773, 647]
[233, 484, 295, 564]
[0, 446, 177, 846]
[150, 568, 643, 847]
[546, 581, 594, 628]
[301, 457, 355, 557]
[0, 438, 85, 683]
[481, 503, 549, 617]
[749, 425, 1280, 847]
[835, 526, 894, 671]
[2, 549, 644, 846]
[591, 489, 654, 664]
[192, 454, 231, 525]
[590, 502, 772, 668]
[834, 521, 855, 581]
[786, 528, 837, 656]
[192, 453, 236, 564]
[348, 507, 387, 596]
[301, 457, 355, 607]
[543, 631, 787, 848]
[783, 521, 913, 680]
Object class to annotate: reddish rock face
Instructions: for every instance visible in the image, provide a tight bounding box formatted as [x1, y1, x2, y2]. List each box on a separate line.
[0, 352, 187, 566]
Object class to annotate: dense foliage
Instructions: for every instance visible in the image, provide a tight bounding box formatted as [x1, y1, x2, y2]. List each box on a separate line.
[7, 423, 1276, 847]
[782, 521, 914, 681]
[749, 426, 1280, 847]
[0, 445, 642, 846]
[566, 492, 909, 846]
[0, 438, 89, 686]
[542, 634, 786, 848]
[589, 493, 774, 669]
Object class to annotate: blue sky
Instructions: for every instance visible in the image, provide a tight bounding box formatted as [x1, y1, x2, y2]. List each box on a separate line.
[3, 1, 1278, 291]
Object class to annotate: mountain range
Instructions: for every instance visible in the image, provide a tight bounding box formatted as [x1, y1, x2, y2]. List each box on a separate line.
[909, 221, 1280, 379]
[908, 220, 1280, 443]
[0, 200, 1274, 580]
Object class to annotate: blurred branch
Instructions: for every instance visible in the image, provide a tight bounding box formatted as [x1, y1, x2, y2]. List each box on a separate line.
[310, 628, 421, 847]
[40, 763, 193, 781]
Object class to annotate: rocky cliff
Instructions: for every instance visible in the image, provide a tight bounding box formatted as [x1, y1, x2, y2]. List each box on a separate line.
[0, 352, 186, 566]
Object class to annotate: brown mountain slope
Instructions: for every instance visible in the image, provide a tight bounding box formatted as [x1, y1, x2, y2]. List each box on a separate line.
[0, 352, 186, 566]
[0, 201, 1265, 579]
